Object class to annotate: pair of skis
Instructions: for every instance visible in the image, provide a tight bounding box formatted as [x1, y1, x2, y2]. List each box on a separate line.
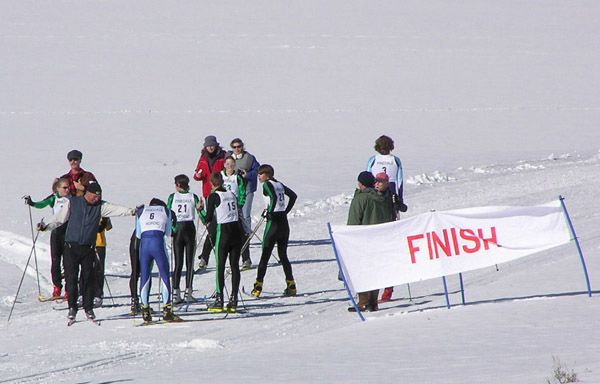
[68, 317, 101, 326]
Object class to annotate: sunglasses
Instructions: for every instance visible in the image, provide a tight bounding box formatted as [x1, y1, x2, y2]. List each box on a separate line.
[68, 158, 81, 162]
[60, 186, 69, 189]
[375, 179, 388, 183]
[231, 145, 242, 149]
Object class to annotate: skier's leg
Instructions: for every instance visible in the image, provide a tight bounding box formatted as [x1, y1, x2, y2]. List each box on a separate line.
[277, 220, 294, 281]
[172, 228, 185, 290]
[256, 220, 277, 282]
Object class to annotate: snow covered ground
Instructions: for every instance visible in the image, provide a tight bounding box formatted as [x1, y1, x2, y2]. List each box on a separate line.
[1, 1, 599, 383]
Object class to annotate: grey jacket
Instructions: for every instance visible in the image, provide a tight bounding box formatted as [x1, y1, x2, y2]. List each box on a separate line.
[45, 196, 134, 245]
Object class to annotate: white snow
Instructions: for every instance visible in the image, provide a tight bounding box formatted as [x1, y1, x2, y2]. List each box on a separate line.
[1, 1, 600, 383]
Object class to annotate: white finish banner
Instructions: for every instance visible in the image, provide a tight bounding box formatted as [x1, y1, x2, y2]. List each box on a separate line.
[330, 201, 571, 294]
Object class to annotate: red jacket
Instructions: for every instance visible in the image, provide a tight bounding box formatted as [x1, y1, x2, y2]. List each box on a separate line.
[193, 150, 226, 198]
[60, 168, 96, 195]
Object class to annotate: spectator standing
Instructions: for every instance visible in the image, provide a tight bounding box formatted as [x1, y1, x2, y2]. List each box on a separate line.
[194, 135, 226, 270]
[227, 138, 260, 267]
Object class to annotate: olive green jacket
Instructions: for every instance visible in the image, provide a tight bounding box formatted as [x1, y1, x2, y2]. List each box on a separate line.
[347, 188, 396, 226]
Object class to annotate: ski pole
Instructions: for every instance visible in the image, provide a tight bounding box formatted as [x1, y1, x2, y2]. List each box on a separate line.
[255, 210, 281, 263]
[25, 201, 42, 298]
[407, 283, 413, 302]
[170, 237, 174, 305]
[7, 230, 40, 323]
[94, 250, 115, 306]
[195, 222, 207, 257]
[103, 275, 115, 307]
[240, 214, 266, 256]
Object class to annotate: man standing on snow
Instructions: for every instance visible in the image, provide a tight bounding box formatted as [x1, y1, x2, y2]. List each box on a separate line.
[346, 171, 396, 312]
[136, 198, 182, 324]
[60, 149, 96, 196]
[38, 183, 135, 323]
[198, 172, 244, 313]
[250, 164, 298, 298]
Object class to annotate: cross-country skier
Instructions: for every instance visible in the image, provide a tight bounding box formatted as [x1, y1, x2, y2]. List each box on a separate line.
[136, 198, 181, 323]
[167, 174, 202, 304]
[221, 156, 252, 270]
[199, 172, 245, 313]
[250, 164, 298, 298]
[366, 135, 407, 212]
[366, 135, 408, 302]
[25, 177, 71, 299]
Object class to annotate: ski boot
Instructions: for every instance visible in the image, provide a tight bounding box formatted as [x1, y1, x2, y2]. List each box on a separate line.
[226, 294, 238, 313]
[196, 258, 207, 272]
[283, 280, 297, 297]
[380, 287, 393, 303]
[130, 297, 141, 315]
[141, 305, 152, 323]
[52, 286, 62, 298]
[207, 294, 224, 313]
[241, 259, 253, 271]
[172, 288, 183, 305]
[93, 297, 103, 308]
[251, 281, 263, 298]
[184, 288, 196, 303]
[67, 307, 77, 321]
[85, 309, 96, 320]
[162, 304, 182, 322]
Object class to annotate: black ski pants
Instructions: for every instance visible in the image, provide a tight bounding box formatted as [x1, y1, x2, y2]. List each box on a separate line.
[173, 221, 196, 290]
[49, 224, 67, 289]
[256, 217, 294, 282]
[214, 222, 244, 296]
[64, 242, 95, 311]
[129, 231, 141, 300]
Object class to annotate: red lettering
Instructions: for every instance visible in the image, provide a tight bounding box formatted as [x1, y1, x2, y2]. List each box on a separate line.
[478, 227, 499, 249]
[460, 229, 481, 253]
[407, 234, 424, 264]
[450, 227, 461, 255]
[426, 232, 434, 260]
[407, 226, 499, 263]
[432, 229, 452, 258]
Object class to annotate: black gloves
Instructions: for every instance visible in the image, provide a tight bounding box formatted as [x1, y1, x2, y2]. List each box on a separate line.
[37, 222, 47, 231]
[392, 193, 408, 213]
[398, 202, 408, 213]
[24, 196, 34, 206]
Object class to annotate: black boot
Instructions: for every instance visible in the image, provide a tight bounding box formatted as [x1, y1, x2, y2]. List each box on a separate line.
[141, 305, 152, 323]
[251, 280, 262, 298]
[207, 293, 224, 313]
[68, 307, 77, 320]
[283, 280, 297, 296]
[130, 297, 141, 315]
[162, 304, 182, 322]
[85, 309, 96, 320]
[226, 294, 238, 313]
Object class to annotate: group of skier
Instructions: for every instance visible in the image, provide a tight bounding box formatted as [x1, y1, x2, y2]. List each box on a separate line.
[26, 136, 299, 325]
